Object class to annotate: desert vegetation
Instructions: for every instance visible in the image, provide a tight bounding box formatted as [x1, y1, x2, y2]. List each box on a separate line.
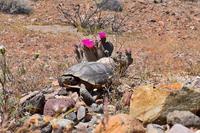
[0, 0, 200, 132]
[57, 0, 132, 34]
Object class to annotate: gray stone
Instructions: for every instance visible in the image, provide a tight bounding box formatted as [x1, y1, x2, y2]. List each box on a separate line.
[41, 124, 52, 133]
[21, 92, 45, 114]
[168, 124, 194, 133]
[77, 106, 86, 121]
[57, 89, 69, 96]
[0, 0, 32, 14]
[167, 110, 200, 128]
[90, 103, 103, 113]
[97, 0, 123, 12]
[20, 91, 39, 104]
[88, 115, 98, 125]
[146, 124, 165, 133]
[64, 112, 77, 122]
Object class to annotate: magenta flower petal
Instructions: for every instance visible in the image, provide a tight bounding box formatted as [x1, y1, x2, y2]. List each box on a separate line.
[98, 32, 106, 39]
[81, 39, 94, 48]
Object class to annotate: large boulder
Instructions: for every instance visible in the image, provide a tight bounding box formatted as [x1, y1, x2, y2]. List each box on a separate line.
[96, 0, 123, 12]
[94, 114, 145, 133]
[167, 110, 200, 128]
[20, 91, 45, 114]
[130, 83, 200, 124]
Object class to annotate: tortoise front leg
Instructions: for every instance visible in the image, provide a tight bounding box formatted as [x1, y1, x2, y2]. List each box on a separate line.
[79, 84, 95, 106]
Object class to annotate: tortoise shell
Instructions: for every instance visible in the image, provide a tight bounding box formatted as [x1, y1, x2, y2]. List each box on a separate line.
[62, 62, 113, 86]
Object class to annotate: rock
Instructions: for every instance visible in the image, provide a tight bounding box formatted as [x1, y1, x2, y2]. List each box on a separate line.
[75, 100, 86, 109]
[51, 119, 74, 131]
[57, 89, 69, 96]
[24, 114, 43, 128]
[168, 124, 194, 133]
[44, 91, 57, 99]
[146, 124, 165, 133]
[0, 0, 32, 14]
[95, 114, 145, 133]
[97, 57, 116, 70]
[167, 111, 200, 128]
[64, 112, 77, 121]
[77, 106, 86, 121]
[90, 103, 103, 113]
[75, 122, 91, 133]
[84, 113, 93, 122]
[20, 91, 39, 104]
[154, 0, 163, 3]
[41, 124, 52, 133]
[89, 115, 98, 125]
[24, 114, 52, 129]
[52, 127, 63, 133]
[43, 98, 76, 116]
[107, 105, 116, 115]
[129, 84, 200, 124]
[97, 0, 123, 12]
[182, 76, 200, 90]
[196, 130, 200, 133]
[21, 92, 45, 114]
[69, 92, 79, 102]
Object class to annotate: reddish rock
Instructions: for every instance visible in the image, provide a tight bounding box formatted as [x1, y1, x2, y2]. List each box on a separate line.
[43, 98, 76, 116]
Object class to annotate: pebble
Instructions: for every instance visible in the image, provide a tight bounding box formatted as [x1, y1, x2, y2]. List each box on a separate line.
[168, 124, 194, 133]
[77, 106, 86, 121]
[146, 124, 165, 133]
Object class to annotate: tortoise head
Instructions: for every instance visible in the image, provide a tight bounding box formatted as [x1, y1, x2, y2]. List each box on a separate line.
[58, 75, 80, 87]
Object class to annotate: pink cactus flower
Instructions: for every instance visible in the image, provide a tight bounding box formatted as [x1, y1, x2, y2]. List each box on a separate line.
[81, 39, 94, 48]
[98, 32, 106, 39]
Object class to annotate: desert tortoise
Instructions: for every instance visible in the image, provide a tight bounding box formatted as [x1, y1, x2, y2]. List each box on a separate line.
[58, 62, 113, 90]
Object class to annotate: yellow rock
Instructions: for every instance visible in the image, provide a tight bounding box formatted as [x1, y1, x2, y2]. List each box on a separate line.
[129, 83, 200, 124]
[95, 114, 145, 133]
[130, 85, 171, 123]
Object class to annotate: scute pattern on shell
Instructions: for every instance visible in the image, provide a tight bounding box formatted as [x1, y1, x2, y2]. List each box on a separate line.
[63, 62, 113, 85]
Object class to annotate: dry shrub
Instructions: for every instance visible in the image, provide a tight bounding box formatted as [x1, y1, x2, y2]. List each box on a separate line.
[0, 45, 19, 129]
[57, 0, 133, 34]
